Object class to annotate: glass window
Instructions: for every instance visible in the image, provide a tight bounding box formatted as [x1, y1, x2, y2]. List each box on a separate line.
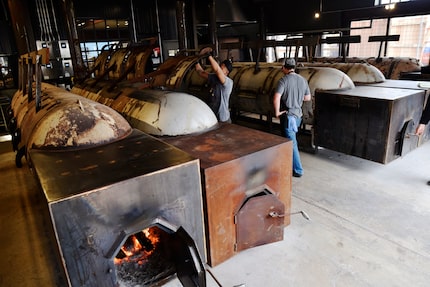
[374, 0, 410, 5]
[349, 15, 430, 65]
[76, 18, 129, 69]
[265, 35, 306, 63]
[320, 33, 342, 57]
[349, 19, 388, 57]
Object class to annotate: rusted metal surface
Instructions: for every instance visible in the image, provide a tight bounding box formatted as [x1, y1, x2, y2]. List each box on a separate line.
[315, 85, 426, 163]
[367, 57, 421, 80]
[313, 57, 421, 80]
[70, 52, 220, 137]
[182, 62, 355, 120]
[164, 123, 292, 266]
[29, 130, 206, 287]
[235, 190, 285, 252]
[11, 83, 132, 160]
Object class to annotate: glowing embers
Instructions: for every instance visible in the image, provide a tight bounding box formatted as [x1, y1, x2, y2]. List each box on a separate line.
[115, 226, 176, 287]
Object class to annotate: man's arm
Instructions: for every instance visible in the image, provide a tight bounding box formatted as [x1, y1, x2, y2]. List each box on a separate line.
[273, 92, 286, 118]
[195, 62, 209, 79]
[207, 55, 226, 84]
[416, 98, 430, 135]
[303, 82, 311, 102]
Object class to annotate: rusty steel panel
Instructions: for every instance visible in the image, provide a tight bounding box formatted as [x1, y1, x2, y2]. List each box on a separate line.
[235, 191, 285, 252]
[315, 85, 426, 163]
[164, 123, 292, 266]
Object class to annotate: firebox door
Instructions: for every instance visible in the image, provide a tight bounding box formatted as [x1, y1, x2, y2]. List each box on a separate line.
[234, 186, 285, 251]
[111, 219, 206, 287]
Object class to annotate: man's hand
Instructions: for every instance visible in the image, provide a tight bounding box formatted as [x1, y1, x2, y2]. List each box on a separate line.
[416, 123, 426, 136]
[199, 47, 213, 56]
[275, 110, 287, 118]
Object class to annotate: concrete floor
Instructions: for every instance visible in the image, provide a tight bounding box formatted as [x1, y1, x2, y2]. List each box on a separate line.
[1, 132, 430, 287]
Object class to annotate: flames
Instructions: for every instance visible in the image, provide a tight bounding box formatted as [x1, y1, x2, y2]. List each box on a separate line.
[114, 227, 160, 265]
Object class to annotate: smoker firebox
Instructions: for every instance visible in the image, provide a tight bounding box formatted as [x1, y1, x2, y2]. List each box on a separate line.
[315, 85, 426, 163]
[29, 130, 206, 287]
[164, 123, 293, 266]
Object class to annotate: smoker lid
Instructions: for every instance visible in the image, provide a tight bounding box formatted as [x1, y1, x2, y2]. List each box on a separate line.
[29, 129, 198, 202]
[164, 123, 290, 169]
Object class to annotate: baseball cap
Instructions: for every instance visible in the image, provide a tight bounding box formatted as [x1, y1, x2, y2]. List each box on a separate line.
[222, 59, 233, 73]
[284, 58, 296, 68]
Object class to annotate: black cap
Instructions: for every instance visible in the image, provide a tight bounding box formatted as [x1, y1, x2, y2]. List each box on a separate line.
[222, 59, 233, 73]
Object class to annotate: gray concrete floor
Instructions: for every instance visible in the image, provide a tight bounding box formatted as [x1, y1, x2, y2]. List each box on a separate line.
[1, 134, 430, 287]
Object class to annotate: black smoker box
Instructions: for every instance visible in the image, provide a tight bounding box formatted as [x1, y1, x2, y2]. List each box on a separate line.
[314, 85, 426, 164]
[29, 130, 206, 287]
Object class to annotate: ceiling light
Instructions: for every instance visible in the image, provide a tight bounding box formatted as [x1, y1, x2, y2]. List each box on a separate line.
[385, 3, 396, 10]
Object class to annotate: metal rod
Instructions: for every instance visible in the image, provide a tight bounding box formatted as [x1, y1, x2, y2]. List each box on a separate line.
[130, 0, 138, 43]
[35, 55, 42, 112]
[205, 267, 223, 287]
[27, 57, 33, 102]
[269, 210, 311, 220]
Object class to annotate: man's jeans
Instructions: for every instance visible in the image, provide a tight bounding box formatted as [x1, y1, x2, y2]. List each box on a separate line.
[281, 114, 303, 175]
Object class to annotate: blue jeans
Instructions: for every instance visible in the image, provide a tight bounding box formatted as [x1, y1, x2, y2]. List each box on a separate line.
[281, 115, 303, 175]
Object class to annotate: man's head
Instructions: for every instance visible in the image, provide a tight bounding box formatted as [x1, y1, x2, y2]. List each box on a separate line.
[222, 59, 233, 75]
[283, 58, 296, 69]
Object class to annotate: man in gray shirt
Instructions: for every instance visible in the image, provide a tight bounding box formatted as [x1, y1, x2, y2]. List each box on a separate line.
[195, 48, 233, 123]
[273, 58, 311, 177]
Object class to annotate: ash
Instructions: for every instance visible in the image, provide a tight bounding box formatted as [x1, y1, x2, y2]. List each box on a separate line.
[116, 251, 176, 287]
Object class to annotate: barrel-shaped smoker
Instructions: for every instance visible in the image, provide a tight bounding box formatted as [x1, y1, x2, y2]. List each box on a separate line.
[10, 83, 132, 167]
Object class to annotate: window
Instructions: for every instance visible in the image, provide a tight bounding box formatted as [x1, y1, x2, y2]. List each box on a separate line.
[320, 33, 342, 57]
[374, 0, 410, 5]
[80, 41, 121, 69]
[76, 19, 130, 68]
[266, 35, 306, 63]
[349, 15, 430, 65]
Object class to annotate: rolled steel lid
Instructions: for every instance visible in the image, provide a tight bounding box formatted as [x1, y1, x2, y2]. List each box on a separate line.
[27, 84, 132, 149]
[119, 89, 218, 136]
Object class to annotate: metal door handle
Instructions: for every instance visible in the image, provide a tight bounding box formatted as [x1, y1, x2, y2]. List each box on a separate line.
[269, 210, 310, 220]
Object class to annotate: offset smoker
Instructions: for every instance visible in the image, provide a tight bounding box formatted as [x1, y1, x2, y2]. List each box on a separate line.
[164, 123, 292, 266]
[30, 130, 206, 287]
[315, 84, 427, 164]
[10, 50, 207, 286]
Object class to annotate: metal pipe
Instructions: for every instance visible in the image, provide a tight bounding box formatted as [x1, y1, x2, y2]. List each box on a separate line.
[176, 0, 187, 51]
[35, 0, 47, 41]
[40, 0, 53, 41]
[61, 0, 85, 80]
[27, 57, 33, 102]
[44, 0, 55, 40]
[155, 0, 164, 61]
[49, 0, 61, 41]
[130, 0, 138, 43]
[208, 0, 218, 55]
[35, 55, 41, 112]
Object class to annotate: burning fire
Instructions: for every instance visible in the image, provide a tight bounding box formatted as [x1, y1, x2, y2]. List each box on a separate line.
[114, 227, 160, 265]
